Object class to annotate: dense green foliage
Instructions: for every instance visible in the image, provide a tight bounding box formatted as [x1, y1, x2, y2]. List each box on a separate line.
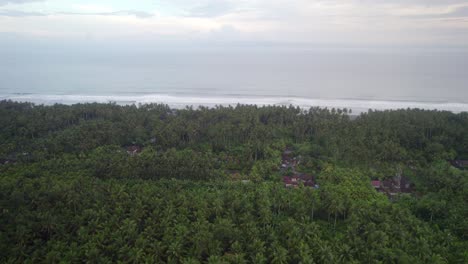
[1, 100, 467, 263]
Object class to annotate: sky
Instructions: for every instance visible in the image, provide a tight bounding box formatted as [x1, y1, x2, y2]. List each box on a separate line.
[1, 1, 468, 105]
[1, 0, 468, 49]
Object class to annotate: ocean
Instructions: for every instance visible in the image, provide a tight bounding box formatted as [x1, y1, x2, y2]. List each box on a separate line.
[1, 48, 468, 114]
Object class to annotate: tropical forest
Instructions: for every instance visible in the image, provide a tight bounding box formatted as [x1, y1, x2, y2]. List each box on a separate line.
[1, 100, 467, 263]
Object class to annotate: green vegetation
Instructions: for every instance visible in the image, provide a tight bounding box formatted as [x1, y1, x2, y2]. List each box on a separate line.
[1, 100, 467, 263]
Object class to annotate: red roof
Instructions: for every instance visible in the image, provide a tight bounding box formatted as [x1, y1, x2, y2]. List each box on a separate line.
[371, 180, 381, 187]
[283, 176, 298, 187]
[126, 145, 142, 155]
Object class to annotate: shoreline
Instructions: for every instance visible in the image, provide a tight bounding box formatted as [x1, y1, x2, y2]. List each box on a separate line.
[1, 93, 468, 115]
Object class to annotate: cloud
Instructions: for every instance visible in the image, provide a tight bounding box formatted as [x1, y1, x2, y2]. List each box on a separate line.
[72, 4, 114, 13]
[187, 1, 235, 17]
[0, 10, 154, 18]
[60, 10, 155, 19]
[1, 0, 468, 47]
[0, 9, 44, 17]
[109, 11, 154, 18]
[0, 0, 43, 5]
[406, 5, 468, 18]
[448, 6, 468, 17]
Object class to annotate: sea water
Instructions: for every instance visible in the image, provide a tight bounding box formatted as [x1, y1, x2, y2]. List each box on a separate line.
[1, 48, 468, 114]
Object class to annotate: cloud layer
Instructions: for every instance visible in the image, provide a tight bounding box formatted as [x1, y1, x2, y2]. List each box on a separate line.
[0, 0, 467, 47]
[0, 0, 43, 6]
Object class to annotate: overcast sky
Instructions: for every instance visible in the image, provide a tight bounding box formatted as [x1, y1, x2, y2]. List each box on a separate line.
[1, 0, 468, 49]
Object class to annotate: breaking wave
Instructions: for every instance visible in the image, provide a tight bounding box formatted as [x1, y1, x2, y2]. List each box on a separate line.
[1, 93, 467, 114]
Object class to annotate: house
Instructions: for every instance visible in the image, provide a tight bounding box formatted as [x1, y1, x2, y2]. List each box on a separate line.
[371, 176, 414, 197]
[282, 149, 293, 160]
[283, 174, 315, 188]
[0, 159, 13, 165]
[283, 176, 297, 188]
[371, 180, 381, 189]
[126, 145, 142, 156]
[281, 148, 301, 170]
[228, 171, 242, 181]
[297, 174, 315, 187]
[451, 160, 468, 169]
[399, 176, 413, 193]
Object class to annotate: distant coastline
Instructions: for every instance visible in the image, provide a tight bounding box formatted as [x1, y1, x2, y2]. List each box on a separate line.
[1, 93, 468, 115]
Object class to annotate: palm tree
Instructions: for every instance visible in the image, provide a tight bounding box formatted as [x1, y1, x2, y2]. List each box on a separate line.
[271, 242, 288, 264]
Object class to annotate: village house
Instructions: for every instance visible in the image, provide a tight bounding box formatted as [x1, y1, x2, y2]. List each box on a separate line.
[0, 159, 14, 165]
[280, 148, 316, 188]
[282, 149, 293, 158]
[451, 160, 468, 170]
[283, 174, 316, 188]
[281, 150, 290, 170]
[126, 145, 142, 156]
[228, 171, 242, 181]
[371, 180, 381, 189]
[281, 149, 302, 170]
[283, 175, 298, 188]
[372, 175, 413, 197]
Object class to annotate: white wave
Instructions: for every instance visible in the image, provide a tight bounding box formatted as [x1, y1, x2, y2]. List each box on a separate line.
[1, 93, 467, 114]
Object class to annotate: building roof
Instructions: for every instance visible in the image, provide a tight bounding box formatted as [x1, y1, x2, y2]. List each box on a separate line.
[452, 160, 468, 168]
[283, 149, 293, 154]
[371, 180, 381, 187]
[126, 145, 142, 155]
[283, 174, 315, 187]
[283, 176, 293, 184]
[400, 177, 413, 193]
[374, 176, 414, 195]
